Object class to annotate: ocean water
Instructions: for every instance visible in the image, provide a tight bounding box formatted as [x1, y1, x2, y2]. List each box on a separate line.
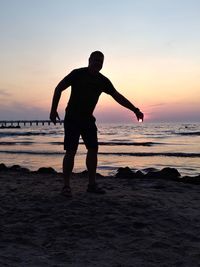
[0, 122, 200, 177]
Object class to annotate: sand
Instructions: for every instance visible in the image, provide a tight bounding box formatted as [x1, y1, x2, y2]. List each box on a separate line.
[0, 166, 200, 267]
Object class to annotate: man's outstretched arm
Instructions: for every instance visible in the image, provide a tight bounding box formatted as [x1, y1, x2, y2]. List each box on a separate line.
[110, 90, 144, 121]
[50, 77, 71, 124]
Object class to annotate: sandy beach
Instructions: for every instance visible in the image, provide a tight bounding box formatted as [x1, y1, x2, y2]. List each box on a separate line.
[0, 164, 200, 267]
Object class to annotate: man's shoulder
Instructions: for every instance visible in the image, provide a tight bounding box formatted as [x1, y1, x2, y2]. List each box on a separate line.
[72, 67, 87, 74]
[98, 73, 116, 94]
[98, 72, 110, 82]
[67, 67, 87, 80]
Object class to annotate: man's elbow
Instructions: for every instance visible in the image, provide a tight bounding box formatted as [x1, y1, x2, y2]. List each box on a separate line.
[112, 91, 123, 102]
[55, 85, 63, 95]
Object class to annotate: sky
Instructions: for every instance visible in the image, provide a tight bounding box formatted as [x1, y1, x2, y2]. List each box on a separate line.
[0, 0, 200, 123]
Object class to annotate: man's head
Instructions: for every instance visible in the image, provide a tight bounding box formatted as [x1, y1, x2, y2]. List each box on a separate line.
[88, 51, 104, 74]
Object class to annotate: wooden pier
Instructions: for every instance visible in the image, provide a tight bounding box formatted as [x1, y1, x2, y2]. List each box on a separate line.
[0, 120, 64, 127]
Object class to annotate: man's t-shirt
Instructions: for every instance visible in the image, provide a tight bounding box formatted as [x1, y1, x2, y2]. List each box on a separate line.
[63, 67, 116, 120]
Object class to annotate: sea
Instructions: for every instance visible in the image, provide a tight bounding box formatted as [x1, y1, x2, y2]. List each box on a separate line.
[0, 122, 200, 177]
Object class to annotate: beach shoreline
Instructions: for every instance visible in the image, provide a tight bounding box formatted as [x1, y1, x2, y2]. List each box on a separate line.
[1, 164, 200, 266]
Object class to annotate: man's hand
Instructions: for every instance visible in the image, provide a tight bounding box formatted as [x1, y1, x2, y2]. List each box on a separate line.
[50, 110, 60, 125]
[134, 108, 144, 122]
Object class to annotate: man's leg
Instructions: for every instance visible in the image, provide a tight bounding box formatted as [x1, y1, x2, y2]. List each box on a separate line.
[86, 148, 98, 185]
[63, 118, 80, 192]
[86, 148, 105, 194]
[82, 118, 105, 194]
[63, 150, 76, 188]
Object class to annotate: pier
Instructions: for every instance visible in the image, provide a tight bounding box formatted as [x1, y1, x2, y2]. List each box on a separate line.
[0, 120, 64, 127]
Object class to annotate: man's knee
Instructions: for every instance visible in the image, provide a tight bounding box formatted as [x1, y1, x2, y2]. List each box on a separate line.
[64, 150, 77, 159]
[87, 148, 98, 159]
[87, 147, 98, 154]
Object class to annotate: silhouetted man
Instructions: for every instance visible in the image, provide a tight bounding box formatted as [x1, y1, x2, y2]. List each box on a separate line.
[50, 51, 144, 197]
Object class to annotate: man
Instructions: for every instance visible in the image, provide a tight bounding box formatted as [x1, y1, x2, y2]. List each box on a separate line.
[50, 51, 144, 197]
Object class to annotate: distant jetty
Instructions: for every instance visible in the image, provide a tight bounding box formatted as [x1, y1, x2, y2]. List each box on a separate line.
[0, 120, 64, 127]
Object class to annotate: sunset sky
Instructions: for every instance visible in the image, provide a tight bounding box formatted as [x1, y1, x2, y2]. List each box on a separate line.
[0, 0, 200, 122]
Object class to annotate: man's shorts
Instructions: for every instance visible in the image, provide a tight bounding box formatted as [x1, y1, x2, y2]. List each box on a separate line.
[64, 117, 98, 151]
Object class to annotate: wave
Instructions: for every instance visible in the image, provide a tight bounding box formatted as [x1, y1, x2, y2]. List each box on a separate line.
[99, 152, 200, 158]
[48, 141, 160, 146]
[0, 150, 64, 155]
[0, 150, 199, 158]
[176, 131, 200, 136]
[98, 141, 159, 146]
[0, 141, 34, 146]
[0, 141, 160, 147]
[1, 131, 199, 138]
[0, 131, 58, 138]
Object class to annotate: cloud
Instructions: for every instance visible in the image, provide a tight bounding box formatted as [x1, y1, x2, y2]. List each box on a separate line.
[148, 103, 167, 108]
[0, 100, 49, 120]
[95, 106, 135, 123]
[0, 89, 12, 97]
